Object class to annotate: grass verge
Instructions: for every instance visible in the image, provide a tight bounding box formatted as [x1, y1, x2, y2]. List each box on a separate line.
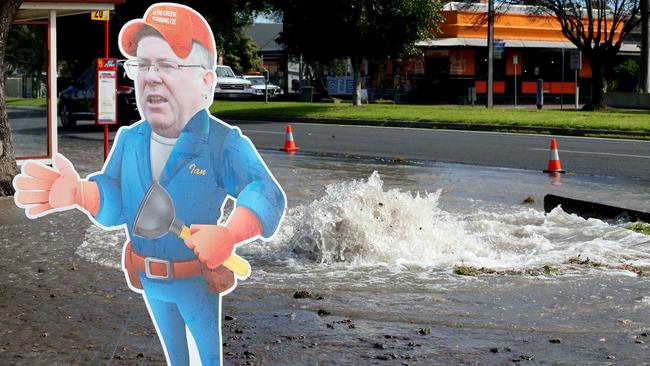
[210, 101, 650, 133]
[5, 97, 47, 108]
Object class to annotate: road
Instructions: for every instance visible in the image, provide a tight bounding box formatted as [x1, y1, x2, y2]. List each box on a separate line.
[231, 120, 650, 181]
[8, 109, 650, 180]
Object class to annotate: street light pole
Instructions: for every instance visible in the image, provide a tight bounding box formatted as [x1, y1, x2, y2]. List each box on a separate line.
[487, 0, 494, 108]
[642, 0, 650, 92]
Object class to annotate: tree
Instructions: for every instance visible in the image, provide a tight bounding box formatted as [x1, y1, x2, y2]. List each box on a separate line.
[111, 1, 267, 71]
[532, 0, 642, 109]
[0, 0, 22, 196]
[52, 1, 268, 79]
[275, 0, 443, 105]
[221, 33, 262, 74]
[6, 24, 47, 98]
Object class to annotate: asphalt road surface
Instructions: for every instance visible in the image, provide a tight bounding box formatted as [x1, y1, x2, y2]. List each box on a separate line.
[229, 120, 650, 181]
[8, 110, 650, 181]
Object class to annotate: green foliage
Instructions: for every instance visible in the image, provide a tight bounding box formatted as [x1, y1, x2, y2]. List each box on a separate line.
[453, 265, 479, 276]
[5, 24, 47, 98]
[608, 59, 640, 92]
[274, 0, 444, 64]
[5, 25, 45, 73]
[222, 33, 262, 74]
[55, 1, 268, 74]
[626, 221, 650, 235]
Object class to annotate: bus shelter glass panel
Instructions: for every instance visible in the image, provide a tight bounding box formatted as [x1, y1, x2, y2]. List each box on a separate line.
[5, 22, 49, 159]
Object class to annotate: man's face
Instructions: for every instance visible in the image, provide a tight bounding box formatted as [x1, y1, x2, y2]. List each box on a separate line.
[135, 36, 208, 138]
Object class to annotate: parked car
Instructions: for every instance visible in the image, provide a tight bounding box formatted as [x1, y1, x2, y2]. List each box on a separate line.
[214, 65, 252, 99]
[58, 60, 139, 128]
[242, 75, 283, 99]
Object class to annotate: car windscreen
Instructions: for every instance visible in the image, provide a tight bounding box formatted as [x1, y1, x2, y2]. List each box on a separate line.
[216, 67, 236, 78]
[246, 77, 266, 86]
[77, 66, 96, 88]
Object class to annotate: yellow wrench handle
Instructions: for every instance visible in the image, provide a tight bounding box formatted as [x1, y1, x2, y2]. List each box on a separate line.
[180, 225, 251, 278]
[223, 254, 251, 278]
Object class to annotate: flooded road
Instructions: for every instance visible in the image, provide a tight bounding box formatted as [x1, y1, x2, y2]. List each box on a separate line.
[72, 141, 650, 365]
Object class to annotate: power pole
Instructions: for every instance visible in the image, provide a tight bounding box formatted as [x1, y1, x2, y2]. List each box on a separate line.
[487, 0, 494, 108]
[642, 0, 650, 92]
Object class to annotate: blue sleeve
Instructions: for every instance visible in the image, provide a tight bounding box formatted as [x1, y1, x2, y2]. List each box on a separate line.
[221, 128, 286, 238]
[88, 127, 127, 227]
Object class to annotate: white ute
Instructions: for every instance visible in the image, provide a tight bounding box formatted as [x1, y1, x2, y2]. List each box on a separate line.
[243, 75, 283, 98]
[214, 65, 252, 99]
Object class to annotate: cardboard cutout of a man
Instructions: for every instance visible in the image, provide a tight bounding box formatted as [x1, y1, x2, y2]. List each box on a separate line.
[13, 3, 286, 365]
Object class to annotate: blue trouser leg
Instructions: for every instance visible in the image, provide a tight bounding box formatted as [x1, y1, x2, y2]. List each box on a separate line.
[144, 295, 190, 366]
[141, 276, 222, 366]
[177, 289, 222, 366]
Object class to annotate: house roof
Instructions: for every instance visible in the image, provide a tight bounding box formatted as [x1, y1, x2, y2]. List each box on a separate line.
[244, 23, 283, 53]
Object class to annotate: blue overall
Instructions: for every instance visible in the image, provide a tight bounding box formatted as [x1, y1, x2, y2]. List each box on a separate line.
[88, 110, 285, 365]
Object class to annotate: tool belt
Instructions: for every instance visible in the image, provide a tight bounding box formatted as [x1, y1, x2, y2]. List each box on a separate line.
[124, 242, 235, 294]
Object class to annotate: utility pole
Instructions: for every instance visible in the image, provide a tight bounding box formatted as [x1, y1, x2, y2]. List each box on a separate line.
[487, 0, 494, 108]
[642, 0, 650, 92]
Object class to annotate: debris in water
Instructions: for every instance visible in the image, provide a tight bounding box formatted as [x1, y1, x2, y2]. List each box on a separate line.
[566, 255, 602, 267]
[626, 221, 650, 235]
[293, 291, 312, 299]
[317, 309, 330, 317]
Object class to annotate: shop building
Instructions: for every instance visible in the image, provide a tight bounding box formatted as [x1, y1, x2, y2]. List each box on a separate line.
[393, 2, 639, 104]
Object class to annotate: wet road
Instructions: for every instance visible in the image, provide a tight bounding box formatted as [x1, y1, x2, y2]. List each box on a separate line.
[228, 120, 650, 181]
[8, 110, 650, 180]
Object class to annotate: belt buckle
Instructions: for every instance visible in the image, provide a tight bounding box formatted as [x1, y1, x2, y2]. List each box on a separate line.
[144, 257, 172, 280]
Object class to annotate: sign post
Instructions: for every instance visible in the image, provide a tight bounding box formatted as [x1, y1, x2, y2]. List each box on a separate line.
[513, 54, 518, 107]
[92, 10, 112, 160]
[570, 50, 582, 109]
[96, 58, 117, 160]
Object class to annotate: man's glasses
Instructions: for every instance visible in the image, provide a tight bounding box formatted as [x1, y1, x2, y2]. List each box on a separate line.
[124, 60, 205, 79]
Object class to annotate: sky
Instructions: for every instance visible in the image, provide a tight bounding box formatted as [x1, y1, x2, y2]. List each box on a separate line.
[254, 13, 280, 24]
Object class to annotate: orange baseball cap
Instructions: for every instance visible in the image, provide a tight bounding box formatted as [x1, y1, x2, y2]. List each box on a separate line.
[119, 3, 216, 60]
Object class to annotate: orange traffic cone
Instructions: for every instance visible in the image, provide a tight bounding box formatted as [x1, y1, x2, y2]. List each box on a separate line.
[282, 124, 300, 152]
[543, 138, 565, 173]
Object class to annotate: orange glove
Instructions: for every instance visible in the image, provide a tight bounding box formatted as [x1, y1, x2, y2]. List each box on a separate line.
[184, 207, 262, 269]
[14, 154, 100, 217]
[185, 225, 236, 269]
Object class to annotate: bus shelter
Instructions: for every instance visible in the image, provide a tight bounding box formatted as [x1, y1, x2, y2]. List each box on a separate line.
[9, 0, 124, 165]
